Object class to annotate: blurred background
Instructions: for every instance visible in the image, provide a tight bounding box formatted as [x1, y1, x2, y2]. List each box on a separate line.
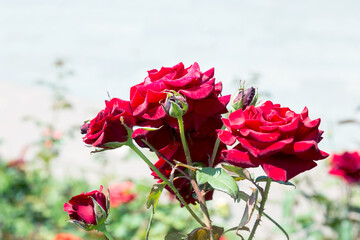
[1, 0, 360, 239]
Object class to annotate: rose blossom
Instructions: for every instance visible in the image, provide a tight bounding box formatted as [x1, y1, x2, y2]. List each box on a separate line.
[130, 62, 230, 205]
[130, 62, 230, 136]
[81, 98, 135, 147]
[218, 101, 328, 182]
[108, 182, 137, 207]
[63, 186, 108, 230]
[329, 151, 360, 184]
[53, 233, 83, 240]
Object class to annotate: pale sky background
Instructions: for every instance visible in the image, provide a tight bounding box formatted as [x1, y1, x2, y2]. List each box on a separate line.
[1, 1, 360, 238]
[1, 0, 360, 170]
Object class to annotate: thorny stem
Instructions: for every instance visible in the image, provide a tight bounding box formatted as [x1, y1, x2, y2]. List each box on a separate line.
[141, 139, 190, 180]
[177, 117, 192, 166]
[209, 125, 226, 167]
[177, 117, 214, 240]
[248, 177, 272, 240]
[128, 142, 205, 227]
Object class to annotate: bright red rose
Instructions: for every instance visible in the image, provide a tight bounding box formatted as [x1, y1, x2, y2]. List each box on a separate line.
[329, 151, 360, 184]
[218, 101, 328, 182]
[63, 186, 108, 230]
[53, 233, 83, 240]
[108, 182, 137, 207]
[82, 98, 135, 147]
[130, 62, 230, 133]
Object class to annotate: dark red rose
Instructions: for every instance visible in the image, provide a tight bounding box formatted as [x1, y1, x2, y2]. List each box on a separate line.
[151, 134, 226, 205]
[82, 98, 135, 147]
[130, 62, 230, 205]
[130, 62, 230, 133]
[329, 151, 360, 184]
[63, 186, 108, 230]
[218, 101, 328, 182]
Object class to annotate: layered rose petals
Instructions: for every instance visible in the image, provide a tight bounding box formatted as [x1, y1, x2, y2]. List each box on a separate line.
[63, 186, 108, 227]
[329, 151, 360, 184]
[130, 62, 230, 133]
[82, 98, 135, 147]
[219, 101, 328, 182]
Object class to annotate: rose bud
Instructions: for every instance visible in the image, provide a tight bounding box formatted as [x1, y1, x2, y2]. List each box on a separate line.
[230, 86, 257, 112]
[63, 186, 110, 231]
[80, 122, 89, 134]
[162, 92, 188, 119]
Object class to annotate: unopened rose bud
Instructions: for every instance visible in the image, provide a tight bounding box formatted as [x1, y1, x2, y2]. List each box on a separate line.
[231, 86, 257, 112]
[80, 122, 89, 135]
[162, 92, 188, 119]
[64, 186, 110, 231]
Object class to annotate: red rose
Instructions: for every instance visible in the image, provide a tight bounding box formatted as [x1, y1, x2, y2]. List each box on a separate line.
[53, 233, 83, 240]
[218, 101, 328, 182]
[108, 182, 137, 207]
[129, 62, 230, 204]
[130, 62, 230, 133]
[82, 98, 135, 147]
[63, 186, 108, 230]
[329, 151, 360, 184]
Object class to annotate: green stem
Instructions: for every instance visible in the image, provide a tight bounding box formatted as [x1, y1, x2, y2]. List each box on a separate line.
[248, 177, 272, 240]
[97, 224, 115, 240]
[209, 125, 225, 167]
[128, 142, 205, 227]
[177, 117, 192, 166]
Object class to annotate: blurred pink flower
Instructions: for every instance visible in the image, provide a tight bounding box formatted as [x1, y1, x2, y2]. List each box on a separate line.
[53, 233, 83, 240]
[108, 181, 137, 207]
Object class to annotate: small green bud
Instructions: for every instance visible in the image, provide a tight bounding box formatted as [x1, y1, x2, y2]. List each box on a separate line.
[162, 91, 188, 119]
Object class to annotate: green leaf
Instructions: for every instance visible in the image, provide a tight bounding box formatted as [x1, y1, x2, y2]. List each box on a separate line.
[222, 164, 252, 181]
[255, 176, 295, 188]
[196, 167, 239, 199]
[165, 232, 187, 240]
[136, 126, 163, 131]
[238, 188, 258, 228]
[145, 182, 165, 240]
[146, 182, 165, 211]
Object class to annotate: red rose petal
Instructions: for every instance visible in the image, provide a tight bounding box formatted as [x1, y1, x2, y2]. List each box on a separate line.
[228, 110, 246, 129]
[179, 83, 214, 100]
[221, 149, 259, 168]
[217, 130, 237, 145]
[261, 155, 317, 182]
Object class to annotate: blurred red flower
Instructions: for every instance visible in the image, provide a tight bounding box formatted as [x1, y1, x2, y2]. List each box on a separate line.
[108, 182, 137, 207]
[329, 151, 360, 184]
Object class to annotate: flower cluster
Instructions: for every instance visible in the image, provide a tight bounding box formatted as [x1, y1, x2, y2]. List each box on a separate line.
[329, 151, 360, 184]
[80, 62, 328, 205]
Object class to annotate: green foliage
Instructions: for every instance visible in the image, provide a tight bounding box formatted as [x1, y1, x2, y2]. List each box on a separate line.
[196, 167, 239, 199]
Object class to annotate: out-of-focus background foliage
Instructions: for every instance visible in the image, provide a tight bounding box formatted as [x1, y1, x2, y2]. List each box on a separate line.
[1, 1, 360, 239]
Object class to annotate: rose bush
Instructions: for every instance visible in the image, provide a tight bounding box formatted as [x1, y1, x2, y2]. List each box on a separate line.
[81, 98, 135, 147]
[63, 186, 108, 230]
[218, 101, 328, 182]
[329, 151, 360, 184]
